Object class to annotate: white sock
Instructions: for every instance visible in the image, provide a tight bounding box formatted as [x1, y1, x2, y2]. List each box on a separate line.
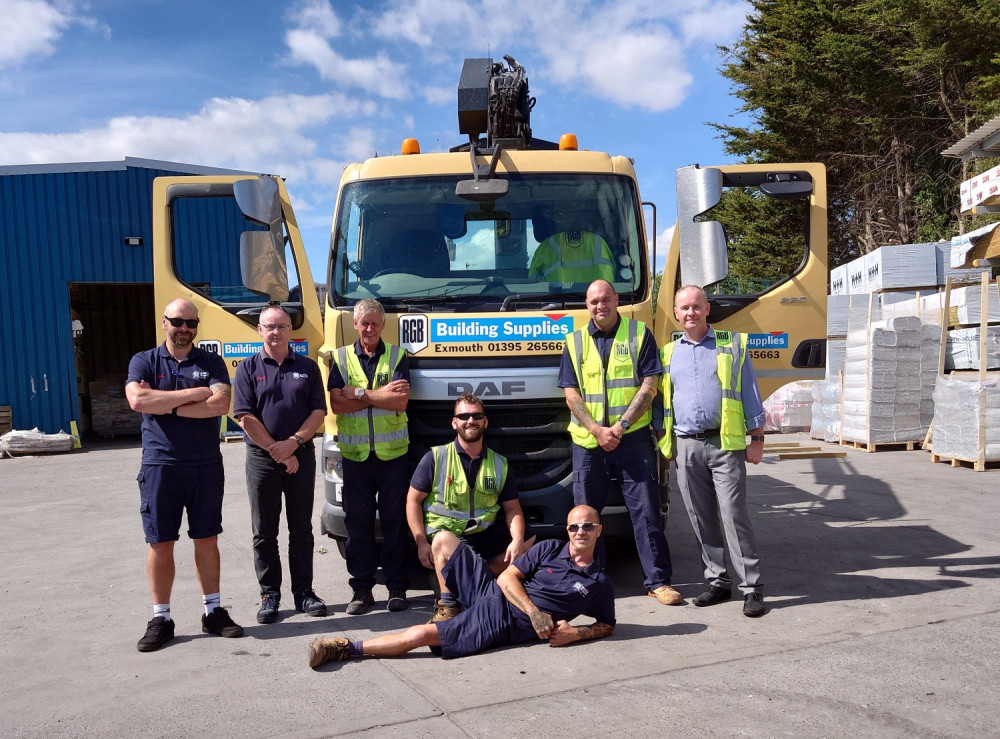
[203, 593, 221, 615]
[153, 603, 171, 621]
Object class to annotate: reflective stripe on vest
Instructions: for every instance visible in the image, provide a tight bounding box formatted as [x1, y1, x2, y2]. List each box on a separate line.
[658, 330, 747, 458]
[333, 343, 409, 462]
[539, 232, 615, 282]
[565, 318, 652, 448]
[423, 444, 508, 537]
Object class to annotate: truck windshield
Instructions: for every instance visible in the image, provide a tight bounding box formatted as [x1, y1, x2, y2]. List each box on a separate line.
[329, 174, 645, 309]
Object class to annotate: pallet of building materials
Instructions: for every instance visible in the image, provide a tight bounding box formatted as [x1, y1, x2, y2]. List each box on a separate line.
[839, 296, 938, 448]
[0, 406, 11, 435]
[943, 284, 1000, 326]
[89, 378, 140, 436]
[930, 373, 1000, 471]
[1, 428, 75, 457]
[864, 243, 938, 292]
[950, 221, 1000, 268]
[764, 381, 814, 433]
[810, 378, 841, 442]
[945, 327, 1000, 371]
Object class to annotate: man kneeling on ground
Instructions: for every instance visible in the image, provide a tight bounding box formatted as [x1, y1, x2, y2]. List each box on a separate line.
[308, 505, 615, 666]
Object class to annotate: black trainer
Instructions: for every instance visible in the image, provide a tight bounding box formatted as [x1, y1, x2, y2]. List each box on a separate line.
[137, 616, 175, 652]
[257, 593, 280, 624]
[294, 590, 327, 617]
[202, 607, 244, 637]
[386, 589, 409, 612]
[346, 587, 374, 615]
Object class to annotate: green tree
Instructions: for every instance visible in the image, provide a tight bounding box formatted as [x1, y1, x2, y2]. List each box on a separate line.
[715, 0, 1000, 267]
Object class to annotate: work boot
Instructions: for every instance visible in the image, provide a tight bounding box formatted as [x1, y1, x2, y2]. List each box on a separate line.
[308, 637, 350, 668]
[427, 599, 462, 623]
[346, 587, 374, 615]
[647, 585, 684, 605]
[386, 589, 409, 612]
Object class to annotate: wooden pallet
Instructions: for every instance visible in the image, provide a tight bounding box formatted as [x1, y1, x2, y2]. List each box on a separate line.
[778, 451, 848, 460]
[930, 453, 1000, 472]
[840, 439, 923, 452]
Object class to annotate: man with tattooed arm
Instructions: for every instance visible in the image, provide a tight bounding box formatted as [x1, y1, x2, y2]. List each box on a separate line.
[559, 279, 680, 606]
[307, 505, 614, 666]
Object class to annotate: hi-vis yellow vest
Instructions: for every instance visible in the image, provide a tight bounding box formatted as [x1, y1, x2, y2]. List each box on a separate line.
[332, 343, 408, 462]
[530, 231, 615, 283]
[658, 330, 747, 458]
[423, 443, 508, 537]
[565, 319, 652, 448]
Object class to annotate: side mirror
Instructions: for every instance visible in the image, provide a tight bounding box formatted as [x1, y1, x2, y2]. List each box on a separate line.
[675, 165, 729, 288]
[234, 176, 282, 227]
[240, 231, 290, 302]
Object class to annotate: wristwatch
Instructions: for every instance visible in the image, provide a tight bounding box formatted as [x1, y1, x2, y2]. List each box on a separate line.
[355, 387, 365, 400]
[619, 419, 631, 431]
[750, 434, 765, 443]
[293, 434, 306, 447]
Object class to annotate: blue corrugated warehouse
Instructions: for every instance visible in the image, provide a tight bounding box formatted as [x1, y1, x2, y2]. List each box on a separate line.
[0, 157, 254, 437]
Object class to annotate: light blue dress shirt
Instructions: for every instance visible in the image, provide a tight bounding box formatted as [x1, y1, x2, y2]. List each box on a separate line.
[667, 328, 766, 435]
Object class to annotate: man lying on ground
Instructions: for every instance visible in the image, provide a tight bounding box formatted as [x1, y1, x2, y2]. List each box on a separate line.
[308, 505, 615, 667]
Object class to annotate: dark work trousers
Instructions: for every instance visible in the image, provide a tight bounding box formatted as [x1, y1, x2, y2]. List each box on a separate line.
[571, 431, 673, 591]
[246, 442, 317, 599]
[342, 453, 411, 592]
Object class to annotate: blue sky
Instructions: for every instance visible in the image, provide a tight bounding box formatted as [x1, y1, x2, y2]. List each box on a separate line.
[0, 0, 752, 278]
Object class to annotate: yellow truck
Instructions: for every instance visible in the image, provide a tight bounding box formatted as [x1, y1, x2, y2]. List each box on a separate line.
[150, 55, 827, 552]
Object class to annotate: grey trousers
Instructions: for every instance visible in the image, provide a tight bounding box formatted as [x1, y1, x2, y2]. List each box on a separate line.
[674, 436, 762, 594]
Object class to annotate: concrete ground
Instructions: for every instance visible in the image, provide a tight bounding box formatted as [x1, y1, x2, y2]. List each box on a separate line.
[1, 432, 997, 738]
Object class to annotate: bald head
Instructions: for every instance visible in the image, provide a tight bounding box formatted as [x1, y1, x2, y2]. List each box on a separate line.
[567, 505, 600, 524]
[164, 298, 198, 318]
[585, 279, 619, 331]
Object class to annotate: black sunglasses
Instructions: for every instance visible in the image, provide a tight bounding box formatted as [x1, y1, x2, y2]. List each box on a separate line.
[454, 412, 485, 421]
[567, 522, 599, 533]
[164, 316, 200, 329]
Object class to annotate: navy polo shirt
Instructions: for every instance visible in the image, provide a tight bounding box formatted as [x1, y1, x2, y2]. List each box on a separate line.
[410, 440, 518, 503]
[557, 316, 660, 437]
[126, 344, 230, 465]
[326, 339, 410, 390]
[511, 539, 616, 630]
[232, 350, 326, 448]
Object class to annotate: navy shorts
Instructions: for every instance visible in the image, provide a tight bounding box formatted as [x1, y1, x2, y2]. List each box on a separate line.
[435, 542, 513, 658]
[435, 520, 537, 564]
[137, 463, 225, 543]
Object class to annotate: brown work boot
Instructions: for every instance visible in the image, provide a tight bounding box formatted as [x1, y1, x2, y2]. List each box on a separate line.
[426, 599, 462, 623]
[308, 637, 350, 668]
[648, 585, 684, 605]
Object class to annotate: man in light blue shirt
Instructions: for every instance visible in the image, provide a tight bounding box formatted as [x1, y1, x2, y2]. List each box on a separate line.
[658, 285, 767, 617]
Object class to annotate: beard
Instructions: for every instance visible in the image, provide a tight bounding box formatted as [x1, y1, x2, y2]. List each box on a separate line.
[456, 424, 485, 443]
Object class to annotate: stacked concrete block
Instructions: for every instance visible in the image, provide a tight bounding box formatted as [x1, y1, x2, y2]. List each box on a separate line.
[810, 379, 841, 442]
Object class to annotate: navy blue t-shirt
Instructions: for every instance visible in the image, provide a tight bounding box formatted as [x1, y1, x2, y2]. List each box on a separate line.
[410, 440, 518, 503]
[326, 339, 410, 389]
[511, 539, 617, 630]
[232, 350, 326, 448]
[126, 344, 230, 465]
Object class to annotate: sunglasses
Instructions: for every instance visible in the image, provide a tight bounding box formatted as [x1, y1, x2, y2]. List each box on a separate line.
[567, 522, 599, 533]
[454, 412, 485, 421]
[164, 316, 200, 329]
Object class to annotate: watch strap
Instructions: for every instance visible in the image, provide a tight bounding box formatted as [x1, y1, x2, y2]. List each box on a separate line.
[294, 434, 306, 446]
[750, 434, 765, 443]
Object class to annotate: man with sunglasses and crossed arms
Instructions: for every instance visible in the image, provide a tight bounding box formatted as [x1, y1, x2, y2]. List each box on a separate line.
[406, 394, 536, 623]
[308, 505, 614, 666]
[126, 298, 243, 652]
[233, 305, 328, 625]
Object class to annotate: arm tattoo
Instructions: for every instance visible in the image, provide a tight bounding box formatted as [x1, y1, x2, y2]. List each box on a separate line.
[568, 394, 597, 429]
[574, 622, 614, 640]
[502, 584, 530, 613]
[622, 378, 656, 425]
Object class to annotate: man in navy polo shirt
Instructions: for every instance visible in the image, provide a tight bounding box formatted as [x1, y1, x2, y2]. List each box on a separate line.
[233, 305, 328, 625]
[307, 505, 615, 667]
[126, 298, 243, 652]
[559, 279, 680, 607]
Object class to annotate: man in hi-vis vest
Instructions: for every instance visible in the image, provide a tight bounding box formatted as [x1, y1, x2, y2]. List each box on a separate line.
[658, 285, 766, 618]
[328, 299, 411, 616]
[559, 279, 681, 607]
[406, 394, 535, 623]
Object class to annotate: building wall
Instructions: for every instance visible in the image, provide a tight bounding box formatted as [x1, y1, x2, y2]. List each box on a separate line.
[0, 158, 252, 434]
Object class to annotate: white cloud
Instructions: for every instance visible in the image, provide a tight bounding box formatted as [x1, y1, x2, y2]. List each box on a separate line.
[0, 93, 375, 174]
[283, 1, 409, 99]
[678, 1, 750, 46]
[0, 0, 72, 68]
